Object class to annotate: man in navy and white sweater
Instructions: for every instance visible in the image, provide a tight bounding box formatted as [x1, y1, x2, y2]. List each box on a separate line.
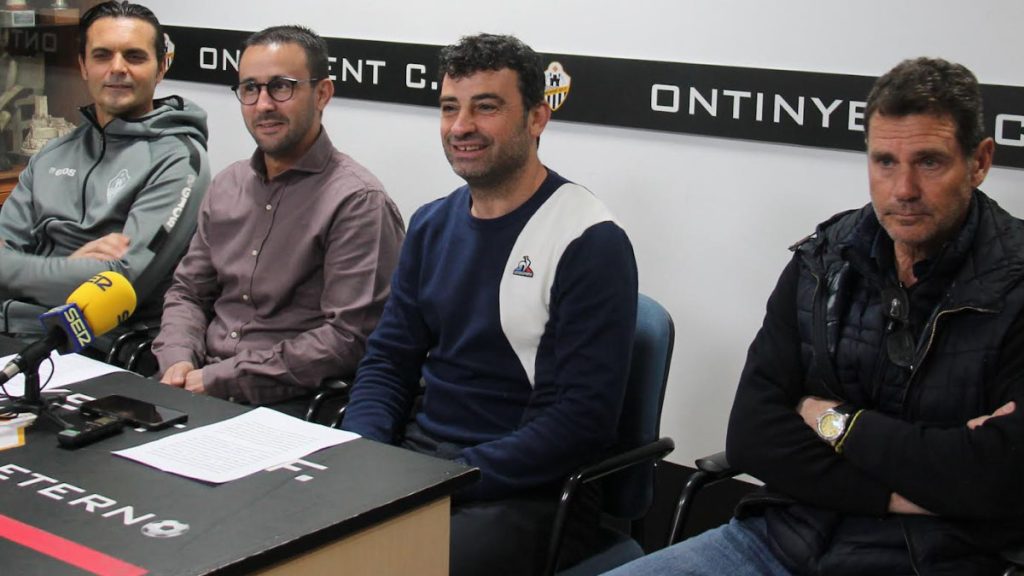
[342, 34, 638, 576]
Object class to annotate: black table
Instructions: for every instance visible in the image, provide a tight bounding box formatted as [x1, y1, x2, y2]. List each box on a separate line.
[0, 338, 477, 575]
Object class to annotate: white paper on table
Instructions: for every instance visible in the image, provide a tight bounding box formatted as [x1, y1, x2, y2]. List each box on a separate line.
[0, 412, 37, 450]
[0, 351, 125, 397]
[113, 407, 361, 483]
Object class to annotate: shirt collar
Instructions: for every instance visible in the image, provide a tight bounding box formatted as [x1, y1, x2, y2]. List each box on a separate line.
[248, 126, 333, 180]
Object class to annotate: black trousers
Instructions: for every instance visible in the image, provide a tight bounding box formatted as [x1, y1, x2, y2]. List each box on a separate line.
[402, 421, 603, 576]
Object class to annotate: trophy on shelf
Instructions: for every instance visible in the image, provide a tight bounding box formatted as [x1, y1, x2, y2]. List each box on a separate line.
[21, 95, 74, 156]
[0, 0, 35, 28]
[0, 84, 32, 170]
[38, 0, 79, 26]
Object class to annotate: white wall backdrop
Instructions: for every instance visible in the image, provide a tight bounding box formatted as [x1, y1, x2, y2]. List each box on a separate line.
[149, 0, 1024, 465]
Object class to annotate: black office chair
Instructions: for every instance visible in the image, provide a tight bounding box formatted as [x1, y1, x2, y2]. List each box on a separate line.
[668, 450, 737, 547]
[105, 324, 161, 375]
[669, 451, 1024, 576]
[305, 378, 351, 424]
[543, 293, 676, 576]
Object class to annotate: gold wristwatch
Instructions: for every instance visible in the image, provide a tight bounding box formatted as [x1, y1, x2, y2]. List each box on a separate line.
[816, 403, 855, 446]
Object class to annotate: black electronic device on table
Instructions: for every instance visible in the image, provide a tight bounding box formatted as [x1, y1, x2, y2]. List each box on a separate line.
[80, 394, 188, 430]
[56, 413, 125, 449]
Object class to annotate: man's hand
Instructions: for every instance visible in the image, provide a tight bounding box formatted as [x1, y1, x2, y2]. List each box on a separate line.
[797, 396, 841, 430]
[967, 401, 1016, 430]
[184, 368, 206, 394]
[69, 233, 130, 261]
[889, 492, 933, 515]
[160, 361, 194, 387]
[878, 403, 1015, 517]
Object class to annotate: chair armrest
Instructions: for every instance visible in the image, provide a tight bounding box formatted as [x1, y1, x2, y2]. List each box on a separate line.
[575, 437, 676, 486]
[305, 378, 350, 424]
[542, 437, 675, 576]
[695, 450, 736, 477]
[668, 450, 741, 546]
[104, 327, 153, 367]
[125, 338, 158, 376]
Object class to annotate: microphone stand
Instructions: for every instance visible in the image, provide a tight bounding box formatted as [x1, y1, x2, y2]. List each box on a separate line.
[21, 359, 43, 408]
[1, 331, 71, 425]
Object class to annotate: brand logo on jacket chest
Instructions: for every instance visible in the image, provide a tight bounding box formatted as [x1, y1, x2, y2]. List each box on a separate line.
[107, 169, 130, 203]
[512, 255, 534, 278]
[48, 167, 77, 177]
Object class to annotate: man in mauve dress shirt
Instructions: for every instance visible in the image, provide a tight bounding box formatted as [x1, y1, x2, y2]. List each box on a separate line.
[152, 25, 404, 416]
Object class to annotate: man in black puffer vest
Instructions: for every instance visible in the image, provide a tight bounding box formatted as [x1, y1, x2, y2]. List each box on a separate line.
[608, 58, 1024, 576]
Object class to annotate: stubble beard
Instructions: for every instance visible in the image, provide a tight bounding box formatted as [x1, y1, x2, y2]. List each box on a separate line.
[448, 128, 532, 193]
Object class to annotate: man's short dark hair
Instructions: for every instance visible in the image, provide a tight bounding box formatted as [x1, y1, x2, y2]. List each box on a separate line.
[243, 25, 330, 81]
[865, 57, 986, 155]
[79, 1, 165, 65]
[438, 34, 545, 111]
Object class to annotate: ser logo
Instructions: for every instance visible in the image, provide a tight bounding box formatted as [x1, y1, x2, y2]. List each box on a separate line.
[86, 274, 114, 291]
[62, 305, 92, 346]
[48, 167, 77, 177]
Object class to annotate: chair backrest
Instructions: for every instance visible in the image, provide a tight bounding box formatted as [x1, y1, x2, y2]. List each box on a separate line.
[602, 293, 675, 519]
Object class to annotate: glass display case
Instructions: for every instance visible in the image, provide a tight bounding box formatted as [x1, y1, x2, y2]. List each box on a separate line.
[0, 0, 100, 204]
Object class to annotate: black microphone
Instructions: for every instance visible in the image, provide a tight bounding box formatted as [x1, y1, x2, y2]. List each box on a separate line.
[0, 328, 66, 387]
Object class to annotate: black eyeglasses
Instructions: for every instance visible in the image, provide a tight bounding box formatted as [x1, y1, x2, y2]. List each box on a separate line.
[880, 285, 915, 368]
[231, 76, 320, 105]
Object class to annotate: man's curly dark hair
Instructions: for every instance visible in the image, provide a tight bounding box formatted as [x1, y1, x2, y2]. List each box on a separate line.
[438, 34, 545, 110]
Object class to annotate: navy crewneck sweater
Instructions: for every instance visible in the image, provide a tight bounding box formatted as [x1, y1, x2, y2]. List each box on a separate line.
[344, 170, 638, 500]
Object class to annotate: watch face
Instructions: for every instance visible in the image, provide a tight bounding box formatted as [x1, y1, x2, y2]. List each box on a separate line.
[818, 411, 845, 440]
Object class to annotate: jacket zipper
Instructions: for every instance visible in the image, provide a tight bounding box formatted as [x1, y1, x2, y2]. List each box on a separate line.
[80, 127, 108, 225]
[49, 131, 107, 258]
[903, 305, 995, 393]
[811, 266, 843, 397]
[809, 269, 841, 399]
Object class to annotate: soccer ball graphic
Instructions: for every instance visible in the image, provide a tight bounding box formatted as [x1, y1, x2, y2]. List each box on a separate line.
[141, 519, 190, 538]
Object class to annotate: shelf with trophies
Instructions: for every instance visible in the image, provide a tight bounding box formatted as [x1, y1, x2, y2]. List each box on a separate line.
[0, 0, 100, 205]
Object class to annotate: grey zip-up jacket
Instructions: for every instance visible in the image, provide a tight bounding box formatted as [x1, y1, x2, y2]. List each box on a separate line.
[0, 95, 210, 337]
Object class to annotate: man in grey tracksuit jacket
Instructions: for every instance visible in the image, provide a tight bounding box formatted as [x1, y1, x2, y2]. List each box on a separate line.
[0, 95, 210, 338]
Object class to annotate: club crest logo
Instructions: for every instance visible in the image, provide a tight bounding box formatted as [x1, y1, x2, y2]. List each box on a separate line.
[513, 255, 534, 278]
[544, 62, 572, 112]
[107, 169, 130, 203]
[164, 33, 175, 70]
